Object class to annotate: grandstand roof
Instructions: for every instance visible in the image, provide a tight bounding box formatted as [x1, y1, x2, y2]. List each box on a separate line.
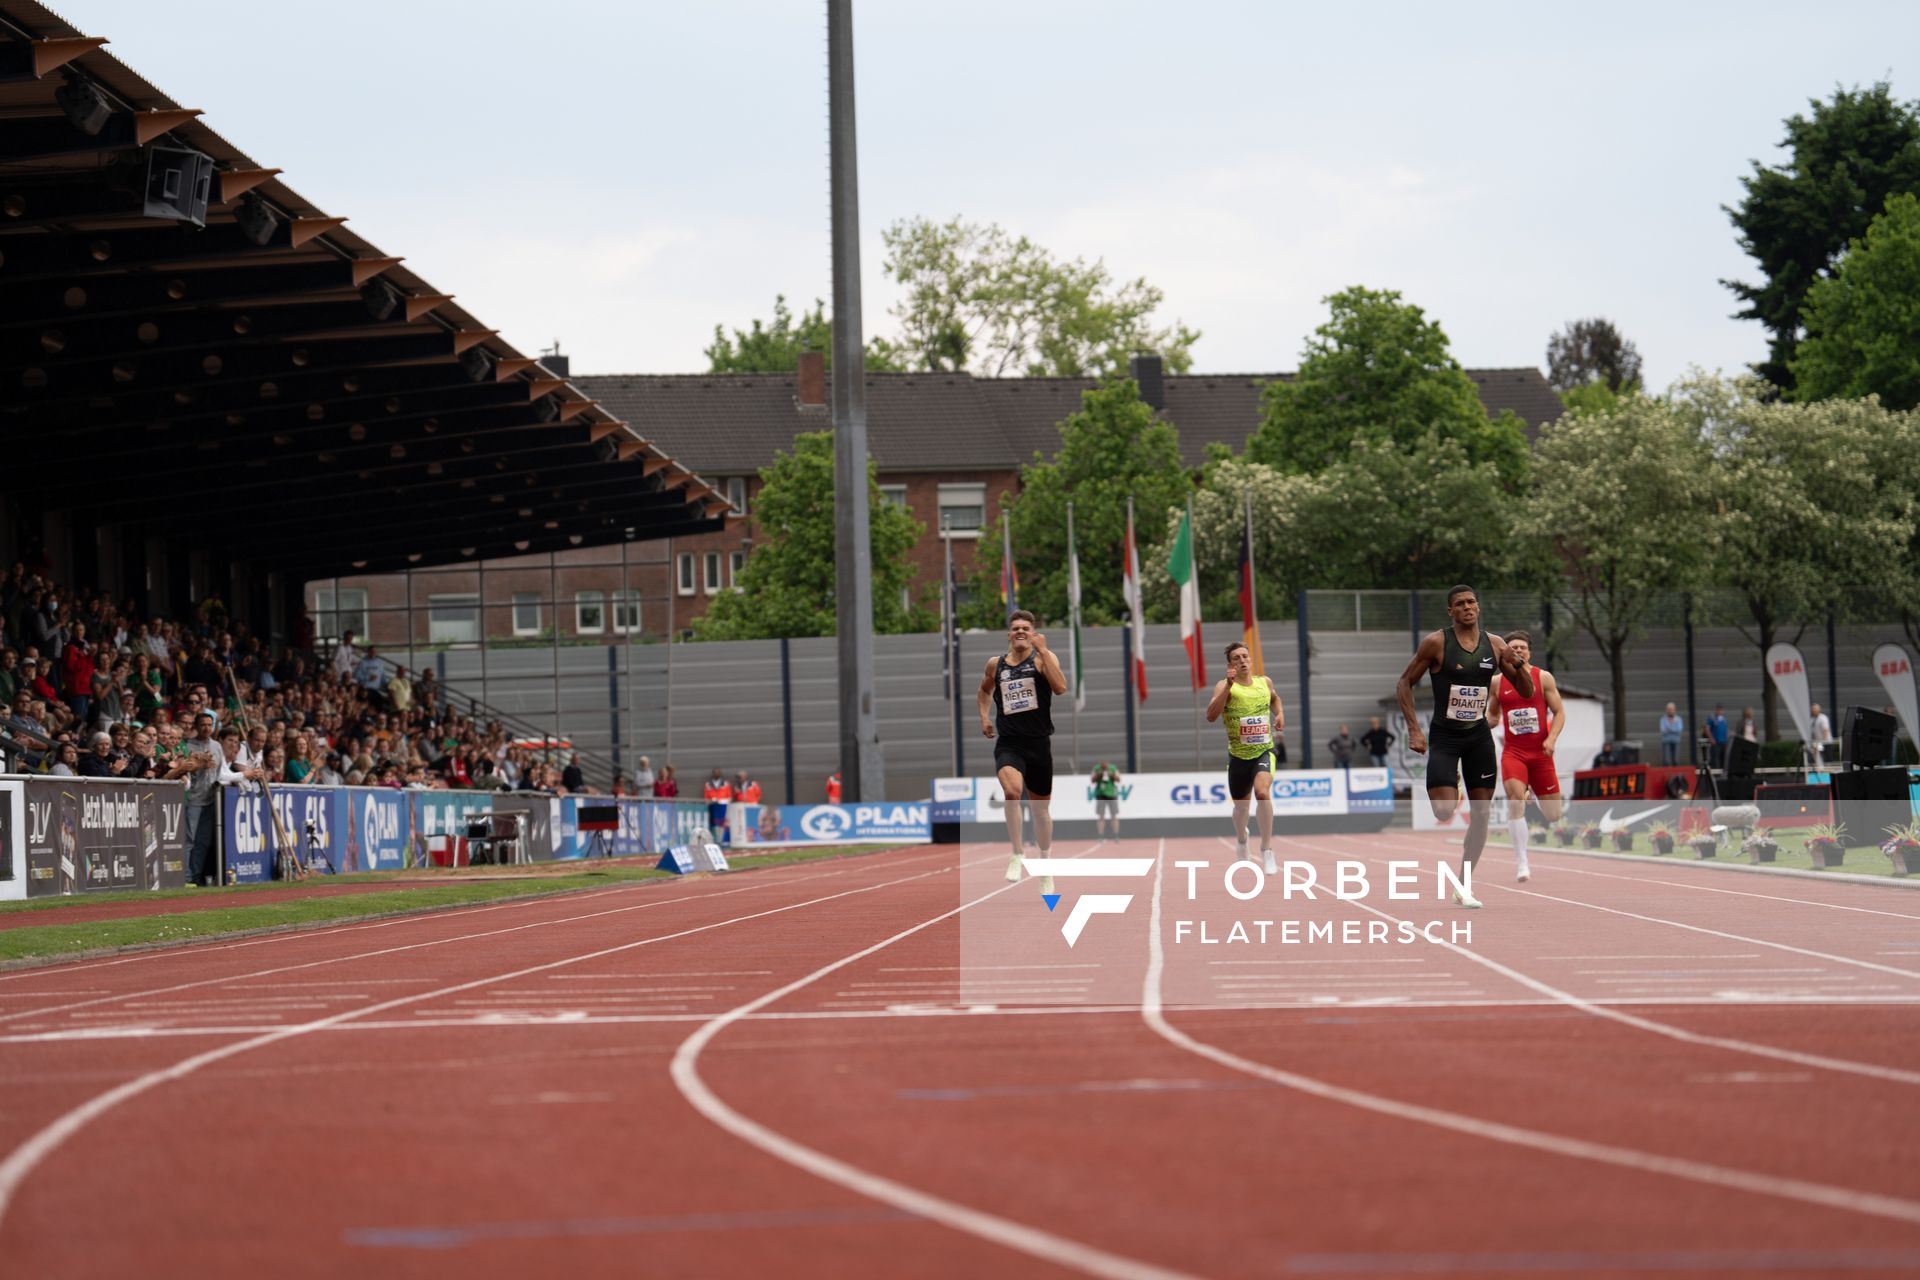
[578, 365, 1565, 474]
[0, 1, 728, 580]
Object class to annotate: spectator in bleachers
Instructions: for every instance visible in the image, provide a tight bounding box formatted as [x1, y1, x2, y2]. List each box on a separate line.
[0, 647, 19, 705]
[632, 755, 654, 798]
[78, 731, 125, 778]
[332, 629, 359, 679]
[285, 734, 314, 783]
[5, 689, 50, 769]
[654, 765, 679, 798]
[47, 741, 80, 776]
[353, 646, 387, 697]
[563, 753, 586, 793]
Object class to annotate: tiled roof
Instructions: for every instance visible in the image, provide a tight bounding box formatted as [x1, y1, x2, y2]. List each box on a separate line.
[574, 366, 1562, 477]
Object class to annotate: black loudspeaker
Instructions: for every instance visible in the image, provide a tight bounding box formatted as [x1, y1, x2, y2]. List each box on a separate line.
[1841, 706, 1898, 769]
[577, 805, 619, 831]
[143, 146, 213, 227]
[1725, 737, 1759, 779]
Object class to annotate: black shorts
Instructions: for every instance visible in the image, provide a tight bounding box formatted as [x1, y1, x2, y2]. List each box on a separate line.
[1427, 732, 1499, 794]
[1227, 750, 1277, 800]
[993, 737, 1054, 798]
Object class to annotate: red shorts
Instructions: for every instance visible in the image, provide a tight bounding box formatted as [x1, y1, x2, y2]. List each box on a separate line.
[1500, 750, 1560, 795]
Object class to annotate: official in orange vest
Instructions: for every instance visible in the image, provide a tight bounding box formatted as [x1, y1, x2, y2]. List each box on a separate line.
[826, 771, 842, 803]
[738, 773, 763, 804]
[703, 767, 733, 842]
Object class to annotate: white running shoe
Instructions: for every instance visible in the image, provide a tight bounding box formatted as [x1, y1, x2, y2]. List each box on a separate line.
[1263, 848, 1278, 876]
[1454, 891, 1484, 909]
[1040, 875, 1055, 895]
[1005, 854, 1023, 883]
[1516, 860, 1531, 883]
[1236, 839, 1250, 862]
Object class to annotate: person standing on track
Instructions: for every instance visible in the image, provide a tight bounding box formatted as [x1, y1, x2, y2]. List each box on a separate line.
[703, 767, 733, 845]
[1206, 640, 1284, 875]
[978, 610, 1067, 895]
[1488, 628, 1563, 883]
[1395, 585, 1533, 908]
[1090, 761, 1122, 842]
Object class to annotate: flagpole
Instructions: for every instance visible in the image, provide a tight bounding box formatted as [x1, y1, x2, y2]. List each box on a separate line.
[1002, 511, 1016, 622]
[1245, 486, 1261, 677]
[943, 514, 957, 777]
[1126, 494, 1141, 773]
[1067, 500, 1080, 774]
[1188, 495, 1203, 772]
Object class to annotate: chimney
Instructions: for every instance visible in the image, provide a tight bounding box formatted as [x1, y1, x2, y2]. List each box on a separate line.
[1129, 352, 1164, 410]
[796, 349, 826, 408]
[542, 353, 570, 377]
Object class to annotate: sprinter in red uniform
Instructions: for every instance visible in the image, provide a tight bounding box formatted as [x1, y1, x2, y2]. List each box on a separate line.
[1489, 629, 1564, 882]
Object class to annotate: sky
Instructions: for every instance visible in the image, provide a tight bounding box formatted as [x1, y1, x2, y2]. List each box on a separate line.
[63, 0, 1920, 388]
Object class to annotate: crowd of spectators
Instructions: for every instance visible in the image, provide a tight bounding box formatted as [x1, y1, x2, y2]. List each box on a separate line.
[0, 561, 624, 798]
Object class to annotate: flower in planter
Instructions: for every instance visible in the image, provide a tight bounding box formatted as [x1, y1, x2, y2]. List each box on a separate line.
[1648, 824, 1675, 854]
[1688, 833, 1719, 858]
[1880, 821, 1920, 876]
[1804, 823, 1848, 868]
[1741, 831, 1779, 863]
[1579, 822, 1603, 848]
[1552, 823, 1576, 846]
[1611, 828, 1635, 851]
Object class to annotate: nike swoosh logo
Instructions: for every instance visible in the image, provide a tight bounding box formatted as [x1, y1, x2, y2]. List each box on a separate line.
[1598, 803, 1671, 833]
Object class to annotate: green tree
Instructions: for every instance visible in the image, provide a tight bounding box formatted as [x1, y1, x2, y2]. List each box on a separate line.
[693, 432, 931, 639]
[704, 294, 904, 373]
[1145, 437, 1516, 620]
[1546, 317, 1643, 393]
[1245, 287, 1529, 486]
[1791, 192, 1920, 409]
[879, 216, 1199, 377]
[963, 379, 1191, 629]
[1684, 375, 1920, 737]
[1724, 82, 1920, 392]
[1512, 395, 1714, 739]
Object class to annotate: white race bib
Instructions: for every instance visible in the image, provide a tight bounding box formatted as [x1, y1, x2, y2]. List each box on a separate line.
[1236, 713, 1271, 747]
[1507, 706, 1541, 735]
[1000, 676, 1038, 715]
[1447, 685, 1489, 722]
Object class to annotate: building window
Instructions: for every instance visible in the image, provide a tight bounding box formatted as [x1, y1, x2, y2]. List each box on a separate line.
[575, 590, 605, 634]
[729, 551, 746, 591]
[313, 587, 369, 641]
[938, 483, 986, 535]
[880, 484, 909, 510]
[726, 476, 749, 515]
[677, 553, 696, 596]
[511, 593, 542, 637]
[612, 590, 641, 634]
[704, 552, 722, 594]
[953, 585, 977, 612]
[428, 593, 480, 645]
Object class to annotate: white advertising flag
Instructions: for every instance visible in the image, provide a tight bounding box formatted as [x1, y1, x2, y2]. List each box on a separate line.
[1765, 642, 1813, 745]
[1872, 643, 1918, 749]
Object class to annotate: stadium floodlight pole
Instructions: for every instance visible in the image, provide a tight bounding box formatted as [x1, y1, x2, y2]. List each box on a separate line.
[828, 0, 883, 803]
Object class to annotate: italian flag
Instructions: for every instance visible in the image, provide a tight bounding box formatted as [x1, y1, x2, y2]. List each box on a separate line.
[1169, 504, 1205, 689]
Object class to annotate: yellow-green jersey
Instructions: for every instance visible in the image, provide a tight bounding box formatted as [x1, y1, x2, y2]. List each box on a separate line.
[1224, 677, 1279, 760]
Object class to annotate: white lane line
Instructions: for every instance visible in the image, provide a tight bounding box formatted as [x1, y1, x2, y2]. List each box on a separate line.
[1346, 833, 1920, 983]
[1544, 955, 1763, 961]
[1507, 858, 1920, 920]
[547, 971, 772, 980]
[879, 964, 1102, 972]
[1148, 843, 1920, 1227]
[1289, 837, 1920, 1087]
[669, 849, 1202, 1280]
[0, 859, 893, 1027]
[0, 856, 968, 1231]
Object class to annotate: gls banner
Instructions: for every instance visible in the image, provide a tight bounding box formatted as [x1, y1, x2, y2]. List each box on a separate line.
[221, 785, 346, 882]
[940, 770, 1391, 821]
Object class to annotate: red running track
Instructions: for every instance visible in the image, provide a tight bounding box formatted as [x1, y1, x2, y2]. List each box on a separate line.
[0, 833, 1916, 1278]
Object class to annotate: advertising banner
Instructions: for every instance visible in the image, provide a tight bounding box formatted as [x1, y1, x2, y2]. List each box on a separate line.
[1767, 643, 1814, 744]
[731, 802, 930, 846]
[343, 788, 413, 872]
[0, 781, 21, 902]
[20, 778, 186, 897]
[1874, 643, 1918, 750]
[937, 770, 1382, 824]
[223, 785, 350, 882]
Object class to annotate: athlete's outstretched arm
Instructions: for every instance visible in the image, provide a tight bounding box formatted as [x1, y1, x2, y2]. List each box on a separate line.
[1492, 636, 1534, 699]
[1395, 633, 1442, 754]
[976, 658, 1000, 737]
[1205, 677, 1232, 721]
[1541, 669, 1565, 753]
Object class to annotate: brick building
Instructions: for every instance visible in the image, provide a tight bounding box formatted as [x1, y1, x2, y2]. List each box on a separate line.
[313, 354, 1561, 645]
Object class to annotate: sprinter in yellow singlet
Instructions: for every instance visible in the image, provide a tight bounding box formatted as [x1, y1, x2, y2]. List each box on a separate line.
[1205, 640, 1285, 875]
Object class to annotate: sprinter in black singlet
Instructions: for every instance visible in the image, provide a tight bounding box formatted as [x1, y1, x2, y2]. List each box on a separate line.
[978, 609, 1068, 893]
[1394, 584, 1533, 907]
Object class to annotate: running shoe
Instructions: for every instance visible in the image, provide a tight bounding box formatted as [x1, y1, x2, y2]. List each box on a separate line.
[1516, 859, 1530, 883]
[1236, 838, 1250, 862]
[1040, 875, 1055, 895]
[1262, 848, 1278, 876]
[1005, 854, 1023, 882]
[1454, 890, 1484, 909]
